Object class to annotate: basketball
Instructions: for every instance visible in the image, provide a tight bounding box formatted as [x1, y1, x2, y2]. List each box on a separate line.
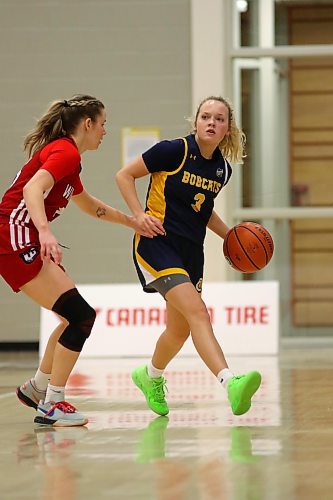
[223, 222, 274, 273]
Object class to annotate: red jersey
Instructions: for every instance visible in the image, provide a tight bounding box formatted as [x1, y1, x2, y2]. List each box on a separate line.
[0, 137, 83, 253]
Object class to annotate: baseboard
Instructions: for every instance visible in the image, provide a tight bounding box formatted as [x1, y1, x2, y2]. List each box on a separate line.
[281, 337, 333, 348]
[0, 342, 39, 351]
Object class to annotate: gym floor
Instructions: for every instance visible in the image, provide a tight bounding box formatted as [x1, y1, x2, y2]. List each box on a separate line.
[0, 348, 332, 499]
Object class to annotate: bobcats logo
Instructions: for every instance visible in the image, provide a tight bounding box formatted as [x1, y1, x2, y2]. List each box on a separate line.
[216, 167, 224, 178]
[19, 247, 40, 264]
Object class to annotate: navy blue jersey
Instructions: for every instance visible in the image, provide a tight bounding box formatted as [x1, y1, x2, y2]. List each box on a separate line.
[142, 134, 232, 245]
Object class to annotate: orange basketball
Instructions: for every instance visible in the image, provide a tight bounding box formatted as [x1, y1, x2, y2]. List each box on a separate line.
[223, 222, 274, 273]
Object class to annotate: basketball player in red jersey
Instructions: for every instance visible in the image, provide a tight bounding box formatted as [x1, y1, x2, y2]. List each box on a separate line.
[116, 97, 262, 417]
[0, 94, 163, 426]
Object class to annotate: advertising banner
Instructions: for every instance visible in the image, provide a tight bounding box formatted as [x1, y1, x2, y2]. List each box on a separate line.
[40, 281, 279, 357]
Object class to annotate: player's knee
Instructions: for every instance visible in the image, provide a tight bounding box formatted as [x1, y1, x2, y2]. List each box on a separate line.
[53, 315, 69, 328]
[168, 328, 190, 343]
[52, 288, 96, 352]
[195, 305, 210, 322]
[187, 301, 210, 324]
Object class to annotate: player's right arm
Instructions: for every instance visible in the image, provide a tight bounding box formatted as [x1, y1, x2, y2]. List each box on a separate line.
[115, 155, 165, 237]
[23, 169, 62, 264]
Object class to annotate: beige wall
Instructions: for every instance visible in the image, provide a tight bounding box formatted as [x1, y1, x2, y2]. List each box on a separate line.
[191, 0, 232, 283]
[0, 0, 191, 341]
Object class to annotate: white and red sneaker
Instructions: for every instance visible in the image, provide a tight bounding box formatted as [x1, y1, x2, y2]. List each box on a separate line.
[16, 379, 46, 410]
[34, 401, 88, 427]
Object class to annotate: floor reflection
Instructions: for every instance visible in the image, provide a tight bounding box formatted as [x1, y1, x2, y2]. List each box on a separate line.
[132, 416, 280, 500]
[17, 427, 88, 500]
[5, 350, 333, 499]
[67, 355, 281, 429]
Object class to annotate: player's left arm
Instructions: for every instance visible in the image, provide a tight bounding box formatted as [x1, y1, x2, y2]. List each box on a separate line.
[207, 210, 230, 239]
[72, 189, 146, 234]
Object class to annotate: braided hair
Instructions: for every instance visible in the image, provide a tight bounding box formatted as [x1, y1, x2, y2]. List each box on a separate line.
[23, 94, 104, 157]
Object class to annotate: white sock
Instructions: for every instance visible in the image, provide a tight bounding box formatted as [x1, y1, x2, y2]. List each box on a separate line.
[147, 362, 165, 379]
[33, 368, 51, 391]
[217, 368, 234, 389]
[45, 384, 65, 404]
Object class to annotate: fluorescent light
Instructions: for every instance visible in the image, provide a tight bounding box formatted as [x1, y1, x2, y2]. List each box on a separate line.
[236, 0, 248, 13]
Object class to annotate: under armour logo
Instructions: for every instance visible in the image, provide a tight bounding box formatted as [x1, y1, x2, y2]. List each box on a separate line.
[190, 154, 197, 160]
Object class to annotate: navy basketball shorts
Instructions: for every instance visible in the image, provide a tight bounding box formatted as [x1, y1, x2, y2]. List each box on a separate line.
[133, 231, 204, 294]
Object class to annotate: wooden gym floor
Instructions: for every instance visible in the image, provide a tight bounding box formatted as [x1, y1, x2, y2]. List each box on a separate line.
[0, 347, 332, 499]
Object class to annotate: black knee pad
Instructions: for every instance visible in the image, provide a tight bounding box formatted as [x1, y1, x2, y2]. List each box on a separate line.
[52, 288, 96, 352]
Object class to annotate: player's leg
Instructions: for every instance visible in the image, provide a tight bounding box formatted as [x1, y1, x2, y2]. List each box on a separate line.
[132, 234, 261, 416]
[19, 260, 95, 426]
[17, 320, 67, 409]
[165, 282, 228, 375]
[132, 302, 190, 415]
[20, 260, 79, 386]
[152, 302, 190, 369]
[1, 245, 73, 411]
[165, 282, 261, 415]
[39, 317, 68, 375]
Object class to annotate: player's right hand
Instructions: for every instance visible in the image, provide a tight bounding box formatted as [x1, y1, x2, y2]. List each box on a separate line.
[39, 228, 62, 265]
[134, 213, 166, 238]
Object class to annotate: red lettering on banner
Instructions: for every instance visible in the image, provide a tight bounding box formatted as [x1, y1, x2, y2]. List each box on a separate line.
[225, 307, 233, 323]
[207, 307, 214, 323]
[118, 308, 130, 325]
[148, 308, 161, 325]
[103, 307, 167, 327]
[95, 308, 102, 317]
[225, 306, 269, 324]
[244, 306, 256, 323]
[99, 305, 215, 328]
[133, 308, 145, 325]
[106, 309, 115, 326]
[259, 306, 268, 324]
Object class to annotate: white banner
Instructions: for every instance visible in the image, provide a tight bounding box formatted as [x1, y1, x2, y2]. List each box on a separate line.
[40, 281, 279, 358]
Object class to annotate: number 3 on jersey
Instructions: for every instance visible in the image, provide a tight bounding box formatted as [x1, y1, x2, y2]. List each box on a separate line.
[191, 193, 205, 212]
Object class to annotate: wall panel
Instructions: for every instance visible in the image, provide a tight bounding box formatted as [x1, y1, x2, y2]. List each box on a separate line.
[0, 0, 191, 342]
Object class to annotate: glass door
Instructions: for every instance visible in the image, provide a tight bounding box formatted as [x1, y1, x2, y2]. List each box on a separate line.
[228, 0, 333, 338]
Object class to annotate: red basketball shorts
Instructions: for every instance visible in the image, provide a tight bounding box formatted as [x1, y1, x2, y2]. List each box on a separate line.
[0, 223, 42, 292]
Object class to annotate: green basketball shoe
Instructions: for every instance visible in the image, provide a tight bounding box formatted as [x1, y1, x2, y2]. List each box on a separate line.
[132, 365, 169, 416]
[227, 371, 261, 415]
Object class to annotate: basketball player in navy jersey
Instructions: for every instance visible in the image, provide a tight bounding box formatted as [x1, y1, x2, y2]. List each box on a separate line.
[0, 95, 153, 427]
[116, 96, 262, 417]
